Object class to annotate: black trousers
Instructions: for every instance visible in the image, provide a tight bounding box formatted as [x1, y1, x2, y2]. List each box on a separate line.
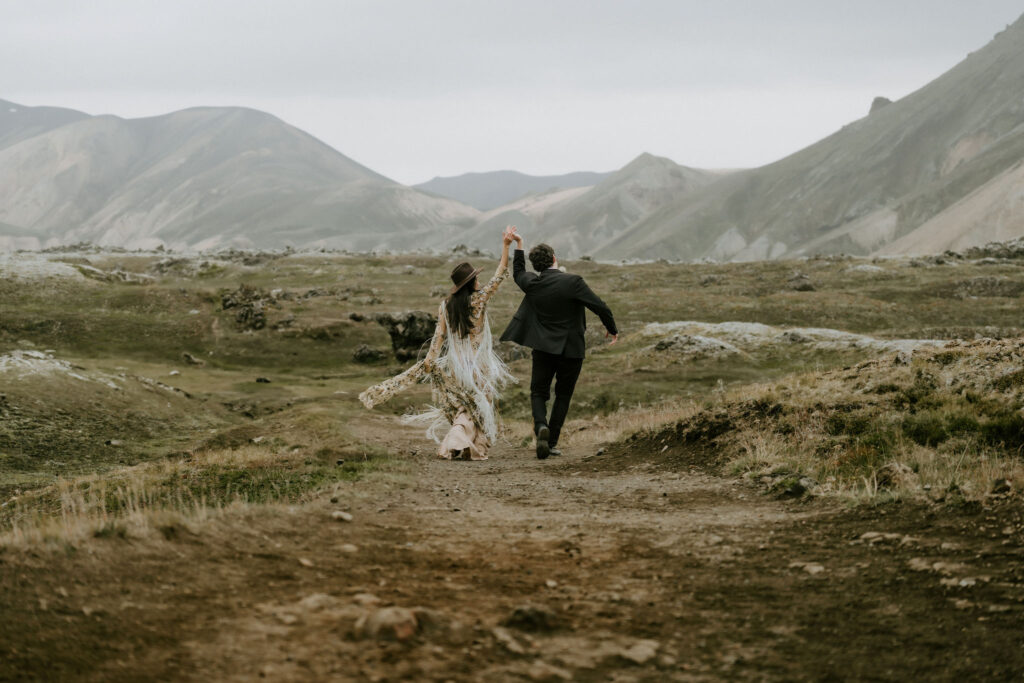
[530, 349, 584, 447]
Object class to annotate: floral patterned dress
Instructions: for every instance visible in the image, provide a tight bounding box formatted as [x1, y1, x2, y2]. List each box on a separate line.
[358, 263, 515, 460]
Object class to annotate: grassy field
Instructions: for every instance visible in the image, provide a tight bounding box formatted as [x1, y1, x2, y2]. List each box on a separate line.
[2, 247, 1023, 535]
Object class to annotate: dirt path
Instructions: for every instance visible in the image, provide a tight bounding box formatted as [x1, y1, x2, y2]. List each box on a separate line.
[2, 416, 1023, 681]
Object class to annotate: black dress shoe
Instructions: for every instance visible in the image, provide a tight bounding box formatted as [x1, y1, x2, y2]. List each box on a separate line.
[548, 447, 562, 456]
[536, 425, 550, 459]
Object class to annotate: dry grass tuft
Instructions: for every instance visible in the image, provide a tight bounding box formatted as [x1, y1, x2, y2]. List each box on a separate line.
[0, 442, 397, 548]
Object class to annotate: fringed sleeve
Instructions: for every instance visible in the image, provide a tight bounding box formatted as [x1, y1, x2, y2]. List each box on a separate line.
[474, 263, 509, 307]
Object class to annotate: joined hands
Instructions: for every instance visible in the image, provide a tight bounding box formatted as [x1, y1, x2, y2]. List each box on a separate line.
[503, 225, 523, 248]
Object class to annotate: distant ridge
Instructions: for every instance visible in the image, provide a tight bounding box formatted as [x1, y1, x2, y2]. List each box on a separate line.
[449, 153, 719, 257]
[416, 169, 612, 211]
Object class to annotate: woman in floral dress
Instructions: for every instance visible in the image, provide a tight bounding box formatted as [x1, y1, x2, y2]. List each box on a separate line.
[359, 228, 521, 459]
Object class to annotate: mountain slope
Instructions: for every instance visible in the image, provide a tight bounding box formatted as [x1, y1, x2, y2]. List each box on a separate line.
[0, 102, 479, 251]
[415, 169, 612, 211]
[0, 98, 89, 151]
[454, 153, 717, 256]
[599, 14, 1024, 261]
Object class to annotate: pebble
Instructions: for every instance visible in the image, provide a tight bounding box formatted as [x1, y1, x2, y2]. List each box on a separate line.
[339, 544, 359, 554]
[355, 606, 419, 641]
[620, 639, 660, 665]
[545, 579, 558, 589]
[351, 593, 381, 606]
[332, 511, 354, 522]
[503, 604, 558, 632]
[491, 626, 527, 654]
[298, 557, 314, 568]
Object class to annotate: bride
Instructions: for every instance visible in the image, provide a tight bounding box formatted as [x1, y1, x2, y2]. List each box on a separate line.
[359, 227, 521, 460]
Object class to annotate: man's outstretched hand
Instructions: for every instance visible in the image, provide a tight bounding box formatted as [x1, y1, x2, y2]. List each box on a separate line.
[606, 331, 618, 346]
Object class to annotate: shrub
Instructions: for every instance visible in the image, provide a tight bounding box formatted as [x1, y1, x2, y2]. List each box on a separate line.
[902, 411, 948, 446]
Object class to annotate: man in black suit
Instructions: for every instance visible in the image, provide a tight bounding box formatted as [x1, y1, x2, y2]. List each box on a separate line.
[500, 232, 618, 459]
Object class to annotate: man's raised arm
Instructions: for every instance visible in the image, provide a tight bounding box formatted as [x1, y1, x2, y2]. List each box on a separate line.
[512, 233, 533, 291]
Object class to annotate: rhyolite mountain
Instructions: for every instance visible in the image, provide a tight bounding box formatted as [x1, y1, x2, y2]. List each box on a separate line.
[0, 99, 478, 251]
[415, 169, 612, 211]
[597, 14, 1024, 261]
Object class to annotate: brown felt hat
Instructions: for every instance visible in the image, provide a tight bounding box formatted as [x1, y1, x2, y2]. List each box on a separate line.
[449, 262, 483, 294]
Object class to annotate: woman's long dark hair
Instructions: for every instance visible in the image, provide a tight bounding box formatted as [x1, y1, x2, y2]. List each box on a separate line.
[446, 277, 476, 338]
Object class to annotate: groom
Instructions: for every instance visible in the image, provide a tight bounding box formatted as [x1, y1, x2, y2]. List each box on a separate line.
[500, 231, 618, 459]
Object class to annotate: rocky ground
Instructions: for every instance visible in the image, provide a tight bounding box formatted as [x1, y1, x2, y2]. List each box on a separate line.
[3, 247, 1024, 680]
[1, 411, 1022, 681]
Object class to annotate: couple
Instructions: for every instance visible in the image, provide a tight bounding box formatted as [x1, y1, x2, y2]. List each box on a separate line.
[359, 226, 618, 460]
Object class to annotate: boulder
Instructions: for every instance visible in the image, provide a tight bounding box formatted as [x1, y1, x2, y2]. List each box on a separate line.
[352, 344, 387, 364]
[373, 311, 437, 361]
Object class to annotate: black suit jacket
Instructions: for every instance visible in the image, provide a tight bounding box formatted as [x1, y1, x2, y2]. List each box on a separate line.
[499, 249, 617, 358]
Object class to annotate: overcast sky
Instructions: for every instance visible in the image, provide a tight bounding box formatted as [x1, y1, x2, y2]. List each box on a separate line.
[2, 1, 1022, 184]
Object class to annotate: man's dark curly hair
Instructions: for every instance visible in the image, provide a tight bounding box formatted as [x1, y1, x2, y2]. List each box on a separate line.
[528, 243, 555, 272]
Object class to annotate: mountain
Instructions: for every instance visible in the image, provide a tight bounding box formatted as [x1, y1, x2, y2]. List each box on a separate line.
[0, 101, 478, 251]
[598, 14, 1024, 261]
[450, 153, 718, 257]
[416, 169, 612, 211]
[0, 99, 90, 150]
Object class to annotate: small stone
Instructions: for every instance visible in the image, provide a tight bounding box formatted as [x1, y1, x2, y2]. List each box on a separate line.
[298, 557, 314, 568]
[332, 511, 354, 522]
[352, 593, 381, 607]
[908, 558, 933, 572]
[503, 604, 558, 632]
[991, 478, 1012, 495]
[297, 593, 336, 611]
[491, 626, 527, 654]
[251, 436, 265, 444]
[802, 563, 825, 575]
[330, 496, 339, 503]
[620, 639, 660, 665]
[255, 377, 271, 383]
[355, 606, 419, 640]
[182, 352, 205, 366]
[339, 544, 359, 554]
[526, 661, 572, 681]
[104, 439, 123, 446]
[169, 370, 181, 376]
[545, 579, 558, 589]
[595, 447, 606, 456]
